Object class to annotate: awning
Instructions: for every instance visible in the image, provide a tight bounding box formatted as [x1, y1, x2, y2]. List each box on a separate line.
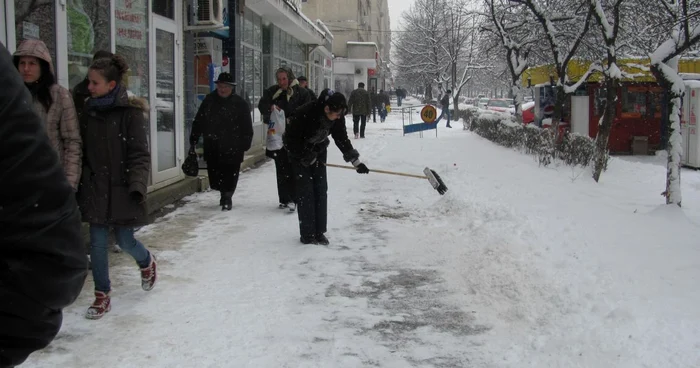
[247, 0, 325, 45]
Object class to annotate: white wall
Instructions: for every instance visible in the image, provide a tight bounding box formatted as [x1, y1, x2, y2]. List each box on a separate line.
[571, 96, 590, 136]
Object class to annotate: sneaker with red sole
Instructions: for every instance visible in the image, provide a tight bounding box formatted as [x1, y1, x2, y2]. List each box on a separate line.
[140, 253, 157, 291]
[85, 291, 111, 320]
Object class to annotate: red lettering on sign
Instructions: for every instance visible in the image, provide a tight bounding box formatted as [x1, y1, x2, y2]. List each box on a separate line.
[116, 10, 141, 23]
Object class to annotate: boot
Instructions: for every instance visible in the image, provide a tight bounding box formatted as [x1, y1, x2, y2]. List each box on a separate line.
[315, 233, 330, 246]
[140, 253, 157, 291]
[221, 191, 233, 211]
[287, 202, 296, 212]
[85, 291, 111, 320]
[300, 235, 316, 244]
[354, 133, 359, 139]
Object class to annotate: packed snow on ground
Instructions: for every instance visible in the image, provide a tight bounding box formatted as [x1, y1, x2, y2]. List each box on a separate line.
[23, 96, 700, 367]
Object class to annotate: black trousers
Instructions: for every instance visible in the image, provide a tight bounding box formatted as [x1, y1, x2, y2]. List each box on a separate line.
[371, 106, 377, 122]
[353, 114, 367, 137]
[207, 160, 242, 193]
[292, 150, 328, 237]
[271, 148, 296, 204]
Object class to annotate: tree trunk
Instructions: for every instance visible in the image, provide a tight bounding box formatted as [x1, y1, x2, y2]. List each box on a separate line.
[651, 61, 683, 207]
[592, 78, 618, 182]
[512, 81, 523, 124]
[552, 84, 566, 132]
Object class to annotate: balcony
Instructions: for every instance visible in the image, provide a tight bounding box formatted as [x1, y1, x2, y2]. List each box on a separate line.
[347, 41, 378, 68]
[247, 0, 325, 44]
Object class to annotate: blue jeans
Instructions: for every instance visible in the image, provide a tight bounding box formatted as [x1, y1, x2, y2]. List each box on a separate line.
[90, 224, 150, 292]
[435, 108, 451, 126]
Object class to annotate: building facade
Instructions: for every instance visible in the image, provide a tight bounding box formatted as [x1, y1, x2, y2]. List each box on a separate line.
[1, 0, 331, 208]
[301, 0, 391, 95]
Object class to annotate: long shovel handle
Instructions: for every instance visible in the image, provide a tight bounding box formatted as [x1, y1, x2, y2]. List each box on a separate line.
[324, 163, 428, 180]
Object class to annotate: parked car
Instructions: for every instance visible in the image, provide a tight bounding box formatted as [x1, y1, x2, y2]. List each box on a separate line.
[486, 98, 513, 112]
[477, 98, 489, 108]
[509, 101, 536, 125]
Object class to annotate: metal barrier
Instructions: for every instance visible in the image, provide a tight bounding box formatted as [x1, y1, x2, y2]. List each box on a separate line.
[401, 104, 438, 137]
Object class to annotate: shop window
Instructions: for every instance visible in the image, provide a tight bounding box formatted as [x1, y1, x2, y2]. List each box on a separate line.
[622, 86, 646, 118]
[153, 0, 175, 19]
[253, 13, 262, 49]
[254, 50, 262, 118]
[14, 0, 57, 72]
[648, 89, 664, 119]
[244, 10, 253, 45]
[67, 0, 111, 90]
[116, 0, 149, 100]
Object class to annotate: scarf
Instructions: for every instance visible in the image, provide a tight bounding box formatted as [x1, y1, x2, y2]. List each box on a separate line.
[86, 85, 122, 110]
[272, 79, 300, 101]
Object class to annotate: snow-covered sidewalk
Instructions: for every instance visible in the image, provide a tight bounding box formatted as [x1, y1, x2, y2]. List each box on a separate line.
[23, 99, 700, 367]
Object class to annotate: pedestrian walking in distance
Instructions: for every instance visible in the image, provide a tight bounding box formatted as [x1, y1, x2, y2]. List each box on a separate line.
[347, 82, 372, 138]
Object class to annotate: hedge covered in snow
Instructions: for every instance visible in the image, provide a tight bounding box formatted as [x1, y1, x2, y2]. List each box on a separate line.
[464, 110, 598, 168]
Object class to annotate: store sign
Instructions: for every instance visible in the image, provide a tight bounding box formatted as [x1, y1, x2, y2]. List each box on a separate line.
[116, 0, 147, 48]
[22, 22, 40, 40]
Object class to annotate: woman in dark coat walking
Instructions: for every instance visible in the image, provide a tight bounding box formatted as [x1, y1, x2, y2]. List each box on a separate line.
[258, 67, 313, 212]
[77, 55, 157, 320]
[283, 89, 370, 245]
[190, 72, 254, 211]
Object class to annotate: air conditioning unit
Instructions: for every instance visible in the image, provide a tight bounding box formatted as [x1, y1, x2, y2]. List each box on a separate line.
[196, 0, 224, 26]
[355, 68, 362, 75]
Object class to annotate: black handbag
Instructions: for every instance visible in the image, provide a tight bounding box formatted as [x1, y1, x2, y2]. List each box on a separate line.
[181, 151, 199, 177]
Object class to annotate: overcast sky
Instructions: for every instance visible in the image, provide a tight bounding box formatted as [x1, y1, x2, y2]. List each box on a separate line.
[388, 0, 415, 31]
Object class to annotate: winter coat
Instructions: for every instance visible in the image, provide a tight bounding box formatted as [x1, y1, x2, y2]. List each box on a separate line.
[77, 86, 151, 227]
[348, 87, 372, 115]
[14, 39, 82, 190]
[0, 43, 87, 368]
[440, 94, 451, 108]
[258, 80, 313, 123]
[378, 92, 391, 107]
[190, 91, 254, 164]
[283, 101, 360, 165]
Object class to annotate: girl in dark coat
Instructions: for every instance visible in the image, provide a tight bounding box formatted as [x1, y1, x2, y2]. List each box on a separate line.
[283, 89, 370, 245]
[190, 72, 254, 211]
[77, 55, 157, 319]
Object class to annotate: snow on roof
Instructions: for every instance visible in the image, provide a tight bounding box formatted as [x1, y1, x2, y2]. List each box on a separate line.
[346, 41, 378, 46]
[680, 73, 700, 80]
[684, 80, 700, 88]
[315, 20, 334, 39]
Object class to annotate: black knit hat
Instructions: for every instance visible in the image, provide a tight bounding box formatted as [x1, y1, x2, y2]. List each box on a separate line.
[318, 88, 347, 113]
[297, 75, 307, 82]
[215, 72, 236, 86]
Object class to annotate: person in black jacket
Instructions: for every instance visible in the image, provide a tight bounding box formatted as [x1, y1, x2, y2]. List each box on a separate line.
[297, 75, 317, 99]
[191, 72, 254, 211]
[435, 89, 452, 128]
[283, 89, 370, 245]
[258, 67, 313, 212]
[0, 42, 87, 367]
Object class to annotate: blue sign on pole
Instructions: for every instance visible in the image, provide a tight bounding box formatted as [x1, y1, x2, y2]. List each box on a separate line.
[403, 123, 437, 134]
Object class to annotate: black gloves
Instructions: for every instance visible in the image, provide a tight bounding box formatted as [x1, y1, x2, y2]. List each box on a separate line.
[355, 163, 370, 174]
[300, 151, 318, 167]
[130, 191, 145, 204]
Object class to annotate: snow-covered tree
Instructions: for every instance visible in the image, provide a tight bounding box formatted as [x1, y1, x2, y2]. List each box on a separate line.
[647, 0, 700, 206]
[590, 0, 625, 182]
[512, 0, 595, 130]
[483, 0, 539, 124]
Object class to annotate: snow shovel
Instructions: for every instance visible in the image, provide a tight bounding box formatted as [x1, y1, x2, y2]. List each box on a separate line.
[325, 163, 448, 195]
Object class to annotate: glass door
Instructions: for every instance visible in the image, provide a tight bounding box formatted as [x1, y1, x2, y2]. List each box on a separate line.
[150, 16, 181, 184]
[0, 1, 6, 48]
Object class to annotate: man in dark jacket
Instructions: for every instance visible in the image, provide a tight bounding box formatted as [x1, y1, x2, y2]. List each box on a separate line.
[435, 89, 452, 128]
[347, 82, 372, 138]
[72, 50, 114, 119]
[190, 72, 254, 211]
[283, 89, 370, 245]
[0, 42, 87, 367]
[258, 67, 314, 211]
[297, 75, 317, 100]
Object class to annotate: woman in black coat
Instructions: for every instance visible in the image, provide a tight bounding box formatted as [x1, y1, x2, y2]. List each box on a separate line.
[283, 89, 370, 245]
[77, 55, 156, 319]
[190, 72, 254, 211]
[258, 67, 313, 212]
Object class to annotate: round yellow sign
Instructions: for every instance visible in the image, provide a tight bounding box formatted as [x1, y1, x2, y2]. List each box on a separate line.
[421, 105, 438, 124]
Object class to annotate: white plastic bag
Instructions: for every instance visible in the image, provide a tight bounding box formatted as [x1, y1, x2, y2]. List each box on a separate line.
[266, 108, 286, 151]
